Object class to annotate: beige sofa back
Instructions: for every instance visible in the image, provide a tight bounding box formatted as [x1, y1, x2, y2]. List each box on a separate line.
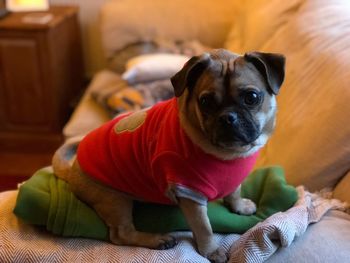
[225, 0, 350, 191]
[100, 0, 239, 57]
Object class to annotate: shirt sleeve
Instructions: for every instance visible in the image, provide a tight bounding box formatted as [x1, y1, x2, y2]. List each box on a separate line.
[152, 151, 212, 205]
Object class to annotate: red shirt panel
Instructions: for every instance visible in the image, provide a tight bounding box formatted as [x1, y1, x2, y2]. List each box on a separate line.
[77, 98, 258, 204]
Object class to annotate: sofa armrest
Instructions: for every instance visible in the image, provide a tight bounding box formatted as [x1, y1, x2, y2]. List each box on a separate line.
[334, 171, 350, 204]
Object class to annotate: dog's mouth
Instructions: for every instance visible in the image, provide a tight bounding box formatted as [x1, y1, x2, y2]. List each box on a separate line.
[210, 128, 261, 152]
[212, 138, 254, 151]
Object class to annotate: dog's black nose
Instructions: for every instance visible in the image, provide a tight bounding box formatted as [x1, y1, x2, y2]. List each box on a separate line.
[219, 112, 238, 127]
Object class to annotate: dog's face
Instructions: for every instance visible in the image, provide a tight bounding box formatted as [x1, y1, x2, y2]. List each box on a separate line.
[171, 49, 285, 158]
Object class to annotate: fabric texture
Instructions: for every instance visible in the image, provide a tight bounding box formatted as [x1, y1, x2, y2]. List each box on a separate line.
[3, 179, 347, 262]
[13, 166, 297, 240]
[77, 98, 259, 204]
[266, 210, 350, 263]
[229, 187, 348, 263]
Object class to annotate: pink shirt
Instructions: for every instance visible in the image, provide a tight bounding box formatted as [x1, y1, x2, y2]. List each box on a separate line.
[77, 98, 259, 205]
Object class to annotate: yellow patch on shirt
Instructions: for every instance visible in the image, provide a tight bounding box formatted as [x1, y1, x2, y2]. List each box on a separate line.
[114, 109, 147, 134]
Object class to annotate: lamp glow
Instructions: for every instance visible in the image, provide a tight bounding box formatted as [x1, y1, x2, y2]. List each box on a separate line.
[6, 0, 49, 12]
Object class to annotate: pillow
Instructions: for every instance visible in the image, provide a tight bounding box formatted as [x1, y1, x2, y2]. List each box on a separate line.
[13, 166, 297, 240]
[107, 42, 160, 73]
[253, 0, 350, 191]
[224, 0, 305, 53]
[122, 53, 190, 85]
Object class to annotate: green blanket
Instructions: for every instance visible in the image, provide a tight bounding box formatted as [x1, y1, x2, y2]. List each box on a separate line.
[13, 166, 297, 241]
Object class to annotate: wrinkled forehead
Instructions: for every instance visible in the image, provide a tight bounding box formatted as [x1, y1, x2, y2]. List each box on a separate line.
[197, 54, 267, 93]
[208, 50, 240, 75]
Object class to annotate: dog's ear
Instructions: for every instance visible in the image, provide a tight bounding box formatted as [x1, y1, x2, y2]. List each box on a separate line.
[244, 52, 286, 95]
[171, 53, 211, 97]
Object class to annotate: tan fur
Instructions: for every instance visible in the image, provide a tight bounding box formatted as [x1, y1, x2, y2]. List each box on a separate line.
[178, 91, 270, 160]
[53, 49, 285, 263]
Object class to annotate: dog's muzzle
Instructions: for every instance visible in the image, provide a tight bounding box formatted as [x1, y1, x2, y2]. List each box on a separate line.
[214, 112, 260, 147]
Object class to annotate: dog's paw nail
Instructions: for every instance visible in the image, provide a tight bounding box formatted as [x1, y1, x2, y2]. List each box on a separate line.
[157, 235, 177, 250]
[208, 247, 228, 263]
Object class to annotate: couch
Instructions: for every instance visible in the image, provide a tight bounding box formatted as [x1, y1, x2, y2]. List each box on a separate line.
[1, 0, 350, 262]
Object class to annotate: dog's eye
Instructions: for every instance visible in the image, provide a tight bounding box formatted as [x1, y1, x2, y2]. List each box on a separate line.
[199, 94, 217, 110]
[242, 90, 262, 106]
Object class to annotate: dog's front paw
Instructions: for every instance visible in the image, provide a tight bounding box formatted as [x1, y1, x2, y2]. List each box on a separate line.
[198, 240, 228, 263]
[229, 198, 257, 215]
[207, 247, 228, 263]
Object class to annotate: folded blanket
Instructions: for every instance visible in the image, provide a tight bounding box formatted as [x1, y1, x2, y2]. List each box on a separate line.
[91, 75, 174, 118]
[229, 186, 349, 263]
[13, 166, 297, 241]
[2, 186, 347, 262]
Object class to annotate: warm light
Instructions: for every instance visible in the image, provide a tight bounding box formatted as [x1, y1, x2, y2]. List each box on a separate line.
[14, 0, 45, 5]
[6, 0, 49, 12]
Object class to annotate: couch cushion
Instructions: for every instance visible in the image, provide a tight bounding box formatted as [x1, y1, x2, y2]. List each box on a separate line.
[224, 0, 305, 53]
[267, 210, 350, 262]
[100, 0, 240, 57]
[334, 171, 350, 205]
[63, 70, 114, 138]
[227, 0, 350, 191]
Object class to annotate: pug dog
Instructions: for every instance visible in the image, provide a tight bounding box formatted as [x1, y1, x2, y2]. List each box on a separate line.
[53, 49, 285, 263]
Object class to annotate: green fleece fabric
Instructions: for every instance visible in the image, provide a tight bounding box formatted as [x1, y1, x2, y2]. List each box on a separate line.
[13, 166, 297, 241]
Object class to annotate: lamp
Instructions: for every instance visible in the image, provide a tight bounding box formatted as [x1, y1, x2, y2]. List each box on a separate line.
[6, 0, 49, 12]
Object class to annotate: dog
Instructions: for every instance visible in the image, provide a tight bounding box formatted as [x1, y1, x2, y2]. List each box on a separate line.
[53, 49, 285, 263]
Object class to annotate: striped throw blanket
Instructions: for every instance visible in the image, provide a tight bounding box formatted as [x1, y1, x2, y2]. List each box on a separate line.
[0, 186, 347, 262]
